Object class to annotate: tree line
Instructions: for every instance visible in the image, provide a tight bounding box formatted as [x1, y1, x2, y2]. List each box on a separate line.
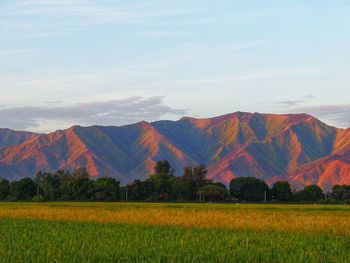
[0, 160, 350, 203]
[0, 167, 121, 202]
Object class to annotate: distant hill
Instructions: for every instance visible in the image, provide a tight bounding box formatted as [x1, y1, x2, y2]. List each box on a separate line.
[0, 112, 349, 190]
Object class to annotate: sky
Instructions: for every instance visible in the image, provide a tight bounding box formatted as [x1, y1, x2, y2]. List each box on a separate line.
[0, 0, 349, 132]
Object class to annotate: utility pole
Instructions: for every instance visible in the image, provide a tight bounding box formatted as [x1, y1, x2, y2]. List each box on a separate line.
[264, 190, 267, 203]
[125, 186, 128, 202]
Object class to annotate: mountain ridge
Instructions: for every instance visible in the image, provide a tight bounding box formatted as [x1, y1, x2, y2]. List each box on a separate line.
[0, 112, 349, 190]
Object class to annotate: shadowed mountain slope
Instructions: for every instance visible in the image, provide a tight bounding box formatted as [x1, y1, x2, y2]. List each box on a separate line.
[0, 129, 38, 148]
[0, 112, 349, 189]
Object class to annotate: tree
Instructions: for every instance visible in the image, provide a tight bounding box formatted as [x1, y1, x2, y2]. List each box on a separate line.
[271, 181, 293, 202]
[197, 184, 227, 202]
[170, 176, 190, 201]
[154, 160, 174, 176]
[230, 177, 269, 202]
[60, 169, 94, 201]
[36, 171, 62, 200]
[127, 180, 154, 201]
[296, 185, 325, 203]
[72, 167, 90, 177]
[146, 161, 175, 201]
[183, 165, 210, 200]
[0, 179, 10, 200]
[332, 185, 350, 203]
[9, 178, 37, 200]
[94, 177, 120, 201]
[147, 173, 173, 201]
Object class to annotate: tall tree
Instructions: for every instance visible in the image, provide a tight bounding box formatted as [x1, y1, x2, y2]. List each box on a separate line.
[332, 185, 350, 202]
[60, 168, 94, 201]
[183, 165, 210, 200]
[0, 179, 10, 200]
[296, 185, 325, 202]
[9, 178, 37, 200]
[127, 180, 155, 201]
[230, 177, 269, 202]
[72, 167, 91, 177]
[197, 184, 228, 202]
[94, 177, 121, 201]
[170, 176, 190, 201]
[271, 181, 293, 202]
[36, 171, 62, 200]
[154, 160, 174, 176]
[146, 161, 175, 201]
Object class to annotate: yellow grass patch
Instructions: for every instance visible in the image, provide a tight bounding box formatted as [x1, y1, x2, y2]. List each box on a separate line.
[0, 203, 349, 235]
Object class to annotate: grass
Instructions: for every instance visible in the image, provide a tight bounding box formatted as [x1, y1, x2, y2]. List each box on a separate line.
[1, 203, 350, 262]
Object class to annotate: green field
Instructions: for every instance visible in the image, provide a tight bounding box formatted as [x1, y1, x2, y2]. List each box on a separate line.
[0, 203, 350, 262]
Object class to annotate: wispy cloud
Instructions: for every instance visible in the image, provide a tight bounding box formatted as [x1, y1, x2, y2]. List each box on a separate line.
[0, 96, 187, 132]
[303, 94, 316, 99]
[273, 94, 350, 128]
[277, 95, 316, 108]
[278, 100, 305, 107]
[1, 0, 193, 39]
[289, 104, 350, 128]
[273, 95, 350, 127]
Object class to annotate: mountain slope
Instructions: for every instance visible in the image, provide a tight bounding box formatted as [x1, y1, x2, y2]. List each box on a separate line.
[0, 112, 349, 189]
[0, 123, 196, 181]
[0, 129, 38, 148]
[282, 128, 350, 190]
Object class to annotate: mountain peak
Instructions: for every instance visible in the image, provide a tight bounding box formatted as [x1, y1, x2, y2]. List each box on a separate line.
[0, 112, 349, 189]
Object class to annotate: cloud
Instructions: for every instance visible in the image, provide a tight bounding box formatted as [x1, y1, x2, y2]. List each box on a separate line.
[1, 0, 192, 39]
[303, 94, 316, 99]
[277, 94, 316, 108]
[278, 100, 305, 107]
[45, 100, 63, 105]
[0, 96, 187, 132]
[275, 95, 350, 127]
[289, 104, 350, 128]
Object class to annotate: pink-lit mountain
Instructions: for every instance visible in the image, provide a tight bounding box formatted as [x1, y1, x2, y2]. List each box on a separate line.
[0, 112, 349, 190]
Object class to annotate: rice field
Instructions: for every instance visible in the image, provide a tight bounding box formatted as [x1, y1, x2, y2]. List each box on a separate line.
[0, 202, 350, 262]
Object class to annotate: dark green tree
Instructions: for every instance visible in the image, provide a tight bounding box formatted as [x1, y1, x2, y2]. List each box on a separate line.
[94, 177, 121, 201]
[147, 173, 173, 201]
[126, 180, 155, 201]
[9, 178, 37, 200]
[154, 160, 174, 175]
[183, 165, 210, 200]
[230, 177, 269, 202]
[72, 167, 90, 177]
[36, 171, 62, 200]
[331, 185, 350, 202]
[60, 169, 94, 201]
[271, 181, 293, 202]
[0, 179, 10, 200]
[170, 176, 190, 201]
[145, 161, 175, 201]
[197, 184, 228, 202]
[296, 185, 325, 203]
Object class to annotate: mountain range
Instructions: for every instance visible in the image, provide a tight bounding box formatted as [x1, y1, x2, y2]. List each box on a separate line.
[1, 112, 350, 190]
